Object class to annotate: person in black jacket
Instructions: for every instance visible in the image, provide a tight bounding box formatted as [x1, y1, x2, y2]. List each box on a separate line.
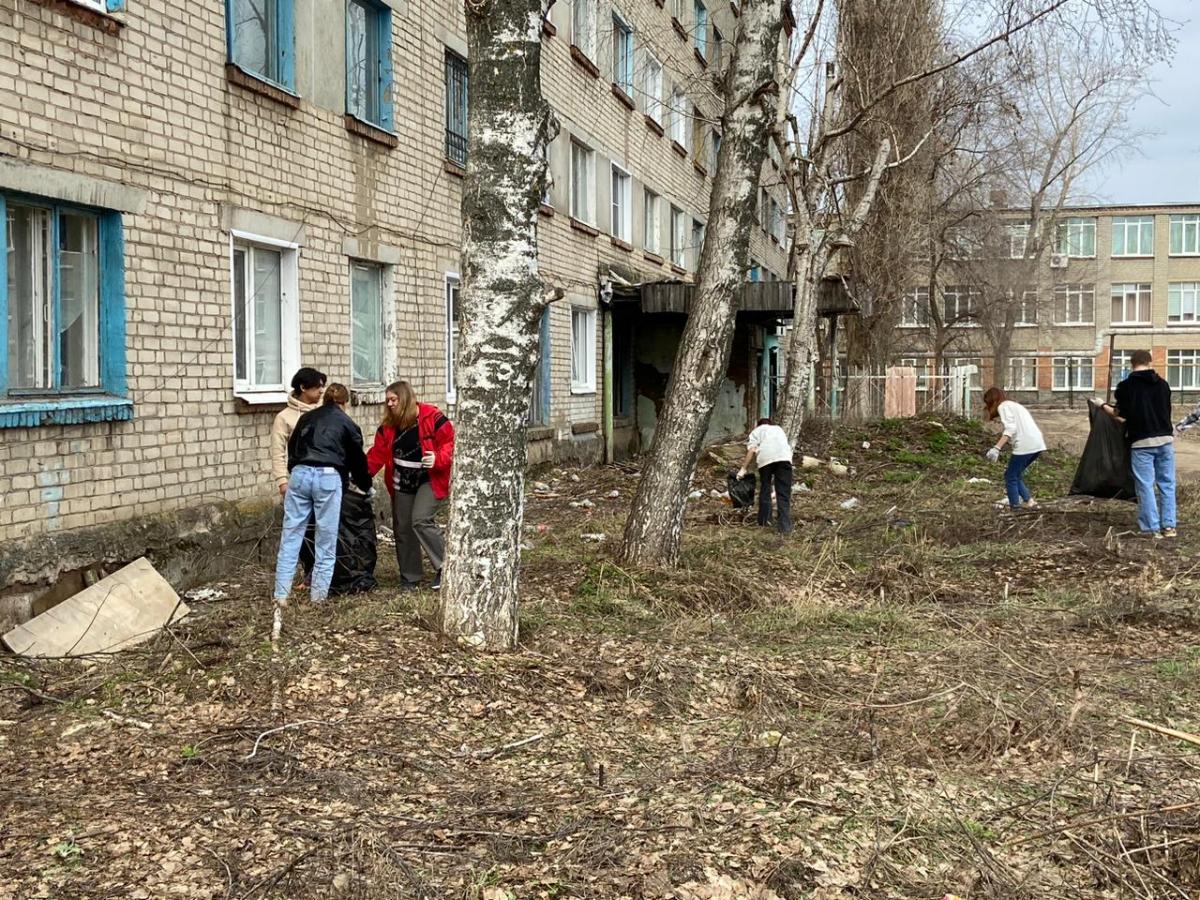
[1102, 350, 1177, 538]
[273, 383, 371, 603]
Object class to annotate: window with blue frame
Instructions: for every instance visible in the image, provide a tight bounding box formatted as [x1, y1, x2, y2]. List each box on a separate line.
[1, 193, 128, 427]
[227, 0, 295, 91]
[611, 12, 634, 96]
[346, 0, 394, 130]
[75, 0, 127, 12]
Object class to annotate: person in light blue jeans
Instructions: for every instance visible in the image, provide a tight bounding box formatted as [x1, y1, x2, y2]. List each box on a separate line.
[274, 383, 371, 603]
[983, 387, 1047, 510]
[1130, 442, 1176, 535]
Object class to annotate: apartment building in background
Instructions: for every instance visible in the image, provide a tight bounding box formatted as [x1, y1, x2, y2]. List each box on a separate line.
[891, 203, 1200, 404]
[0, 0, 790, 594]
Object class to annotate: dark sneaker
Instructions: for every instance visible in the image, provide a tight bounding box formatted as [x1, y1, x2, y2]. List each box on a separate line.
[431, 570, 442, 591]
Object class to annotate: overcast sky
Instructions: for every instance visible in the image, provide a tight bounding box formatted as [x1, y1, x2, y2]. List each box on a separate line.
[1082, 0, 1200, 203]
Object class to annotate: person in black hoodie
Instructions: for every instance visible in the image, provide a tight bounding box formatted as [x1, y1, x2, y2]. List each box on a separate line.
[1102, 350, 1177, 538]
[273, 383, 372, 603]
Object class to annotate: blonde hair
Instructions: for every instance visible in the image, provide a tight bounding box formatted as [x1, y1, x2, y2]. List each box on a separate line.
[383, 380, 419, 429]
[323, 383, 351, 406]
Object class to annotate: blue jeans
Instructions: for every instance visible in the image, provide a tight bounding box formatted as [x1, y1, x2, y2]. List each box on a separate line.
[1005, 452, 1040, 509]
[274, 465, 343, 601]
[1131, 443, 1176, 533]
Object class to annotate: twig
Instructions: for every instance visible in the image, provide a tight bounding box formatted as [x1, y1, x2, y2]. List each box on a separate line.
[463, 731, 550, 760]
[1006, 801, 1200, 847]
[102, 709, 153, 730]
[243, 719, 327, 761]
[1120, 715, 1200, 749]
[202, 846, 234, 900]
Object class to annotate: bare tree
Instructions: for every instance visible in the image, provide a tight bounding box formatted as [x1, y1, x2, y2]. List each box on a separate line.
[440, 0, 557, 650]
[618, 0, 789, 567]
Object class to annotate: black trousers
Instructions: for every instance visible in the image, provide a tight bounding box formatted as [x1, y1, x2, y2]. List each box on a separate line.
[757, 461, 793, 534]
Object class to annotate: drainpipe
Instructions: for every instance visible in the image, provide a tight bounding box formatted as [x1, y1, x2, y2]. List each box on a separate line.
[603, 307, 614, 463]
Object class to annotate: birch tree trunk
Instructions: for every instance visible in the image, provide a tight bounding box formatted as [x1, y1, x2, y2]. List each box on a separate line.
[441, 0, 555, 650]
[776, 245, 828, 440]
[619, 0, 786, 567]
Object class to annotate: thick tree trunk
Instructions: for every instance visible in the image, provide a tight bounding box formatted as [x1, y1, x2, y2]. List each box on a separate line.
[777, 245, 827, 442]
[440, 0, 554, 650]
[618, 0, 786, 568]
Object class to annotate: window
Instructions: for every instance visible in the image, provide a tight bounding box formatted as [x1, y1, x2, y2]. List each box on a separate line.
[445, 275, 460, 403]
[540, 139, 553, 206]
[709, 131, 721, 174]
[1054, 283, 1095, 324]
[691, 219, 705, 269]
[1005, 222, 1029, 259]
[612, 13, 634, 95]
[693, 0, 708, 55]
[444, 51, 468, 167]
[1009, 357, 1037, 390]
[759, 187, 769, 230]
[670, 205, 686, 267]
[1052, 357, 1094, 391]
[1056, 217, 1096, 258]
[711, 26, 722, 69]
[232, 233, 300, 398]
[899, 287, 930, 327]
[571, 307, 596, 393]
[1167, 350, 1200, 391]
[946, 227, 981, 260]
[346, 0, 393, 130]
[643, 188, 660, 254]
[942, 285, 979, 324]
[529, 309, 550, 424]
[227, 0, 294, 89]
[1169, 282, 1200, 325]
[570, 140, 595, 224]
[1015, 288, 1038, 326]
[945, 356, 983, 390]
[669, 88, 689, 147]
[572, 0, 596, 58]
[671, 0, 685, 21]
[2, 196, 127, 419]
[1111, 350, 1134, 384]
[748, 263, 761, 282]
[1170, 214, 1200, 256]
[350, 262, 384, 386]
[1111, 216, 1154, 257]
[642, 53, 663, 123]
[1110, 283, 1151, 325]
[610, 164, 631, 241]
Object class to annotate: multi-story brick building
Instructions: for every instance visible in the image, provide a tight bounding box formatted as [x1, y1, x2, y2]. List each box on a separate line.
[0, 0, 790, 592]
[891, 203, 1200, 404]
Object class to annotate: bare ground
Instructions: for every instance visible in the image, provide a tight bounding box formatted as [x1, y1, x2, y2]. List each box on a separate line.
[3, 416, 1200, 899]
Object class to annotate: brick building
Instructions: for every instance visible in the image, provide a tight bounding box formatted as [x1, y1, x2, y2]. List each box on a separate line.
[0, 0, 790, 587]
[887, 203, 1200, 404]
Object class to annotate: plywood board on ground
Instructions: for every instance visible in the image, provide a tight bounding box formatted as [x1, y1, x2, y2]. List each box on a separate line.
[2, 557, 188, 658]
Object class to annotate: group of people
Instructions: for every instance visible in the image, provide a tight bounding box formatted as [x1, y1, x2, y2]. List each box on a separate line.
[270, 368, 455, 605]
[983, 349, 1178, 538]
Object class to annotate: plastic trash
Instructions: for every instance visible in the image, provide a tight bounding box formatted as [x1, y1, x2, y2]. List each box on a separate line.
[330, 488, 378, 596]
[727, 471, 755, 509]
[581, 533, 606, 542]
[862, 441, 871, 450]
[796, 483, 811, 493]
[569, 498, 595, 509]
[607, 490, 620, 498]
[1070, 400, 1136, 500]
[687, 489, 704, 501]
[829, 461, 849, 476]
[839, 497, 860, 510]
[966, 477, 991, 484]
[533, 481, 551, 493]
[801, 455, 822, 469]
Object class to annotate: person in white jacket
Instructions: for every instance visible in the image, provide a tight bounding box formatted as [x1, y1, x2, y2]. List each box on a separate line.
[983, 387, 1047, 510]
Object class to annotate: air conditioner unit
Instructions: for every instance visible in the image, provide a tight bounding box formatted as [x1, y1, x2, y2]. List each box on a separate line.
[1049, 253, 1068, 269]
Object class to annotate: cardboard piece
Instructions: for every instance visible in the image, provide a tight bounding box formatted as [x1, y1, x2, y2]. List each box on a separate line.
[2, 557, 188, 658]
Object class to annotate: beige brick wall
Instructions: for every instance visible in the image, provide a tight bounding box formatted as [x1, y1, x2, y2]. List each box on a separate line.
[0, 0, 789, 542]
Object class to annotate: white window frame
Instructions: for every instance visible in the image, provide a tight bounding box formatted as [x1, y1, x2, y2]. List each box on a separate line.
[569, 139, 596, 225]
[611, 10, 634, 95]
[570, 306, 597, 394]
[572, 0, 596, 58]
[445, 273, 461, 405]
[1169, 214, 1200, 256]
[899, 286, 930, 327]
[1167, 350, 1200, 391]
[1112, 350, 1134, 384]
[73, 0, 108, 9]
[1056, 217, 1097, 258]
[349, 259, 388, 389]
[610, 163, 632, 242]
[669, 87, 689, 148]
[1110, 282, 1152, 326]
[690, 218, 705, 270]
[943, 285, 979, 326]
[1052, 356, 1094, 391]
[669, 205, 686, 268]
[1168, 282, 1200, 325]
[898, 357, 930, 392]
[1111, 215, 1154, 258]
[1014, 288, 1038, 327]
[1009, 356, 1038, 390]
[643, 187, 660, 254]
[1054, 283, 1095, 325]
[642, 52, 663, 124]
[230, 230, 300, 404]
[1005, 222, 1029, 259]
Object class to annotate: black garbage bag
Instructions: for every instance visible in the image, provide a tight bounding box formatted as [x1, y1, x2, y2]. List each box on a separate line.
[1070, 400, 1136, 501]
[728, 471, 756, 509]
[330, 489, 378, 595]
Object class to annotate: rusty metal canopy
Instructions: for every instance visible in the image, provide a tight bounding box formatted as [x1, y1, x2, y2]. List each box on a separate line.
[635, 280, 794, 315]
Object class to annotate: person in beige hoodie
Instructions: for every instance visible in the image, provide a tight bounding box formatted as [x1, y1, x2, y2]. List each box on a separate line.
[271, 368, 326, 496]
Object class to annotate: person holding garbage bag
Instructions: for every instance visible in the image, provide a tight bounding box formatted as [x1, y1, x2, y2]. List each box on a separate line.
[983, 387, 1046, 510]
[736, 418, 794, 534]
[367, 381, 455, 591]
[274, 383, 371, 605]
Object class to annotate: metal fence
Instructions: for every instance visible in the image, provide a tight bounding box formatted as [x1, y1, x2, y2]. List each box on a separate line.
[811, 368, 978, 422]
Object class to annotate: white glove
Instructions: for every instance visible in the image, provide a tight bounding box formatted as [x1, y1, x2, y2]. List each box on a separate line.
[985, 447, 1000, 463]
[736, 468, 747, 479]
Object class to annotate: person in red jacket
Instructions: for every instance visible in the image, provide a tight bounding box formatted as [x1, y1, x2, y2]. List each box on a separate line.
[367, 380, 455, 590]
